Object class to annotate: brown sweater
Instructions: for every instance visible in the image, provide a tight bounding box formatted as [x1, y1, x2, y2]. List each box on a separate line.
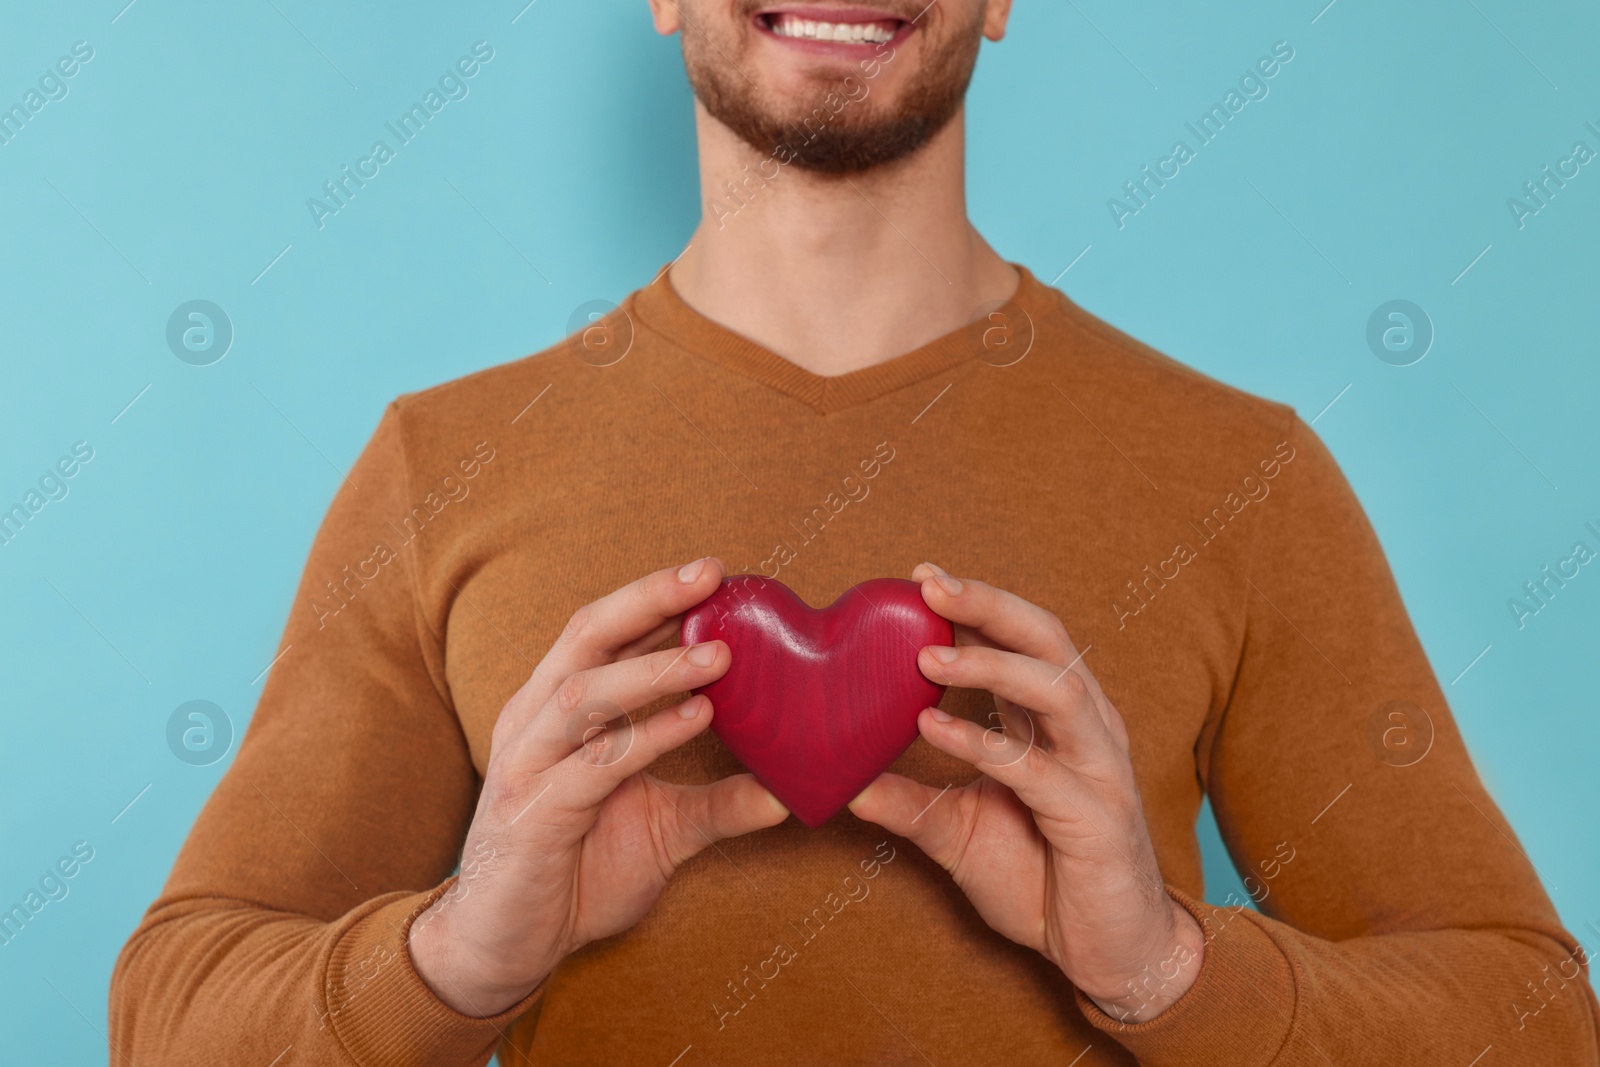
[110, 266, 1599, 1066]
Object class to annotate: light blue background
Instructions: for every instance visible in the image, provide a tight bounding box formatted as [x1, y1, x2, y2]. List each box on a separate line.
[2, 0, 1597, 1060]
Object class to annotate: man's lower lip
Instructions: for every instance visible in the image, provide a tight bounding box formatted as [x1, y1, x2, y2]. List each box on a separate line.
[752, 15, 914, 54]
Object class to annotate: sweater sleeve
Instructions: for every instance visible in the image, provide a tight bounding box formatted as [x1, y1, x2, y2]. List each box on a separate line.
[1077, 415, 1600, 1065]
[109, 402, 542, 1066]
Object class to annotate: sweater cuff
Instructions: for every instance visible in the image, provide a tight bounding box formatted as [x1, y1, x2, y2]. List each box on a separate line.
[323, 879, 544, 1066]
[1074, 886, 1297, 1067]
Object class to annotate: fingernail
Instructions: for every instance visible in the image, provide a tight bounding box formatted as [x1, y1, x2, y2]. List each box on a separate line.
[925, 645, 959, 664]
[687, 642, 718, 667]
[678, 558, 707, 583]
[920, 561, 949, 577]
[933, 574, 963, 596]
[679, 695, 705, 719]
[928, 707, 953, 723]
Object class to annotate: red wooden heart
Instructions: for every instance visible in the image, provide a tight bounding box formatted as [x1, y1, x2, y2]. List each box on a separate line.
[680, 576, 952, 827]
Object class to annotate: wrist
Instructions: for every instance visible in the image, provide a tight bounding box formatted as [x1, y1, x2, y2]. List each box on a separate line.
[1088, 897, 1207, 1024]
[407, 898, 544, 1018]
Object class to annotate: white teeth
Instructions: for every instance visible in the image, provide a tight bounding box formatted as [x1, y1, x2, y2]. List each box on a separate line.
[769, 14, 897, 44]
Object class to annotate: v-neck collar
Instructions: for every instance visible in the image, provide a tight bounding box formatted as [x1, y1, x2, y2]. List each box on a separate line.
[629, 262, 1052, 415]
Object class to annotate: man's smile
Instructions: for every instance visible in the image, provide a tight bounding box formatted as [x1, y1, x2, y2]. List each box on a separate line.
[753, 5, 916, 53]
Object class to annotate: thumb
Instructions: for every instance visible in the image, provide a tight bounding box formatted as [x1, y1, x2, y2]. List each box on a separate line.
[648, 774, 789, 869]
[849, 772, 963, 871]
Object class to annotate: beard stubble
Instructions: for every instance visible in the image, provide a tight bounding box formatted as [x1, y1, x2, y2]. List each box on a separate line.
[681, 2, 985, 175]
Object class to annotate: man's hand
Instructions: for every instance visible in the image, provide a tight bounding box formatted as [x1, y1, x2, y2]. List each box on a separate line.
[849, 563, 1206, 1023]
[407, 558, 788, 1017]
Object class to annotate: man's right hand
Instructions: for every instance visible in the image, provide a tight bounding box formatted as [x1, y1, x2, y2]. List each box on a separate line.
[407, 557, 787, 1016]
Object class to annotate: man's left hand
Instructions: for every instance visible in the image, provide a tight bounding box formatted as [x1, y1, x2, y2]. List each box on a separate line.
[848, 564, 1207, 1022]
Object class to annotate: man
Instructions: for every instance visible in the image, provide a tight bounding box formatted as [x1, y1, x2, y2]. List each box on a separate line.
[111, 1, 1599, 1064]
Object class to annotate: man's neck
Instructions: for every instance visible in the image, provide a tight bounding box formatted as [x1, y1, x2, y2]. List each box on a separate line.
[669, 102, 1019, 378]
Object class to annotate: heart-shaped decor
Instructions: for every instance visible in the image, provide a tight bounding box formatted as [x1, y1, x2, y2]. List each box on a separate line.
[680, 576, 953, 827]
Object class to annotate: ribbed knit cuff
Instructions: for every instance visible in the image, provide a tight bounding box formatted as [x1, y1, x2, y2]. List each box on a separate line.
[1074, 886, 1297, 1066]
[323, 879, 544, 1067]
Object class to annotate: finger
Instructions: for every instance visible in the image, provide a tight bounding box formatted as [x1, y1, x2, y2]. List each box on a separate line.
[508, 640, 731, 769]
[918, 645, 1114, 758]
[648, 773, 789, 868]
[506, 558, 727, 717]
[914, 707, 1088, 817]
[910, 564, 993, 652]
[984, 698, 1041, 753]
[848, 773, 966, 871]
[915, 565, 1122, 719]
[546, 694, 722, 813]
[912, 564, 1077, 664]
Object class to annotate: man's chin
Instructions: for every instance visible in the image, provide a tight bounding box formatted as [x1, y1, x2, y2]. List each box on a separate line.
[684, 3, 981, 177]
[766, 119, 940, 175]
[703, 78, 962, 174]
